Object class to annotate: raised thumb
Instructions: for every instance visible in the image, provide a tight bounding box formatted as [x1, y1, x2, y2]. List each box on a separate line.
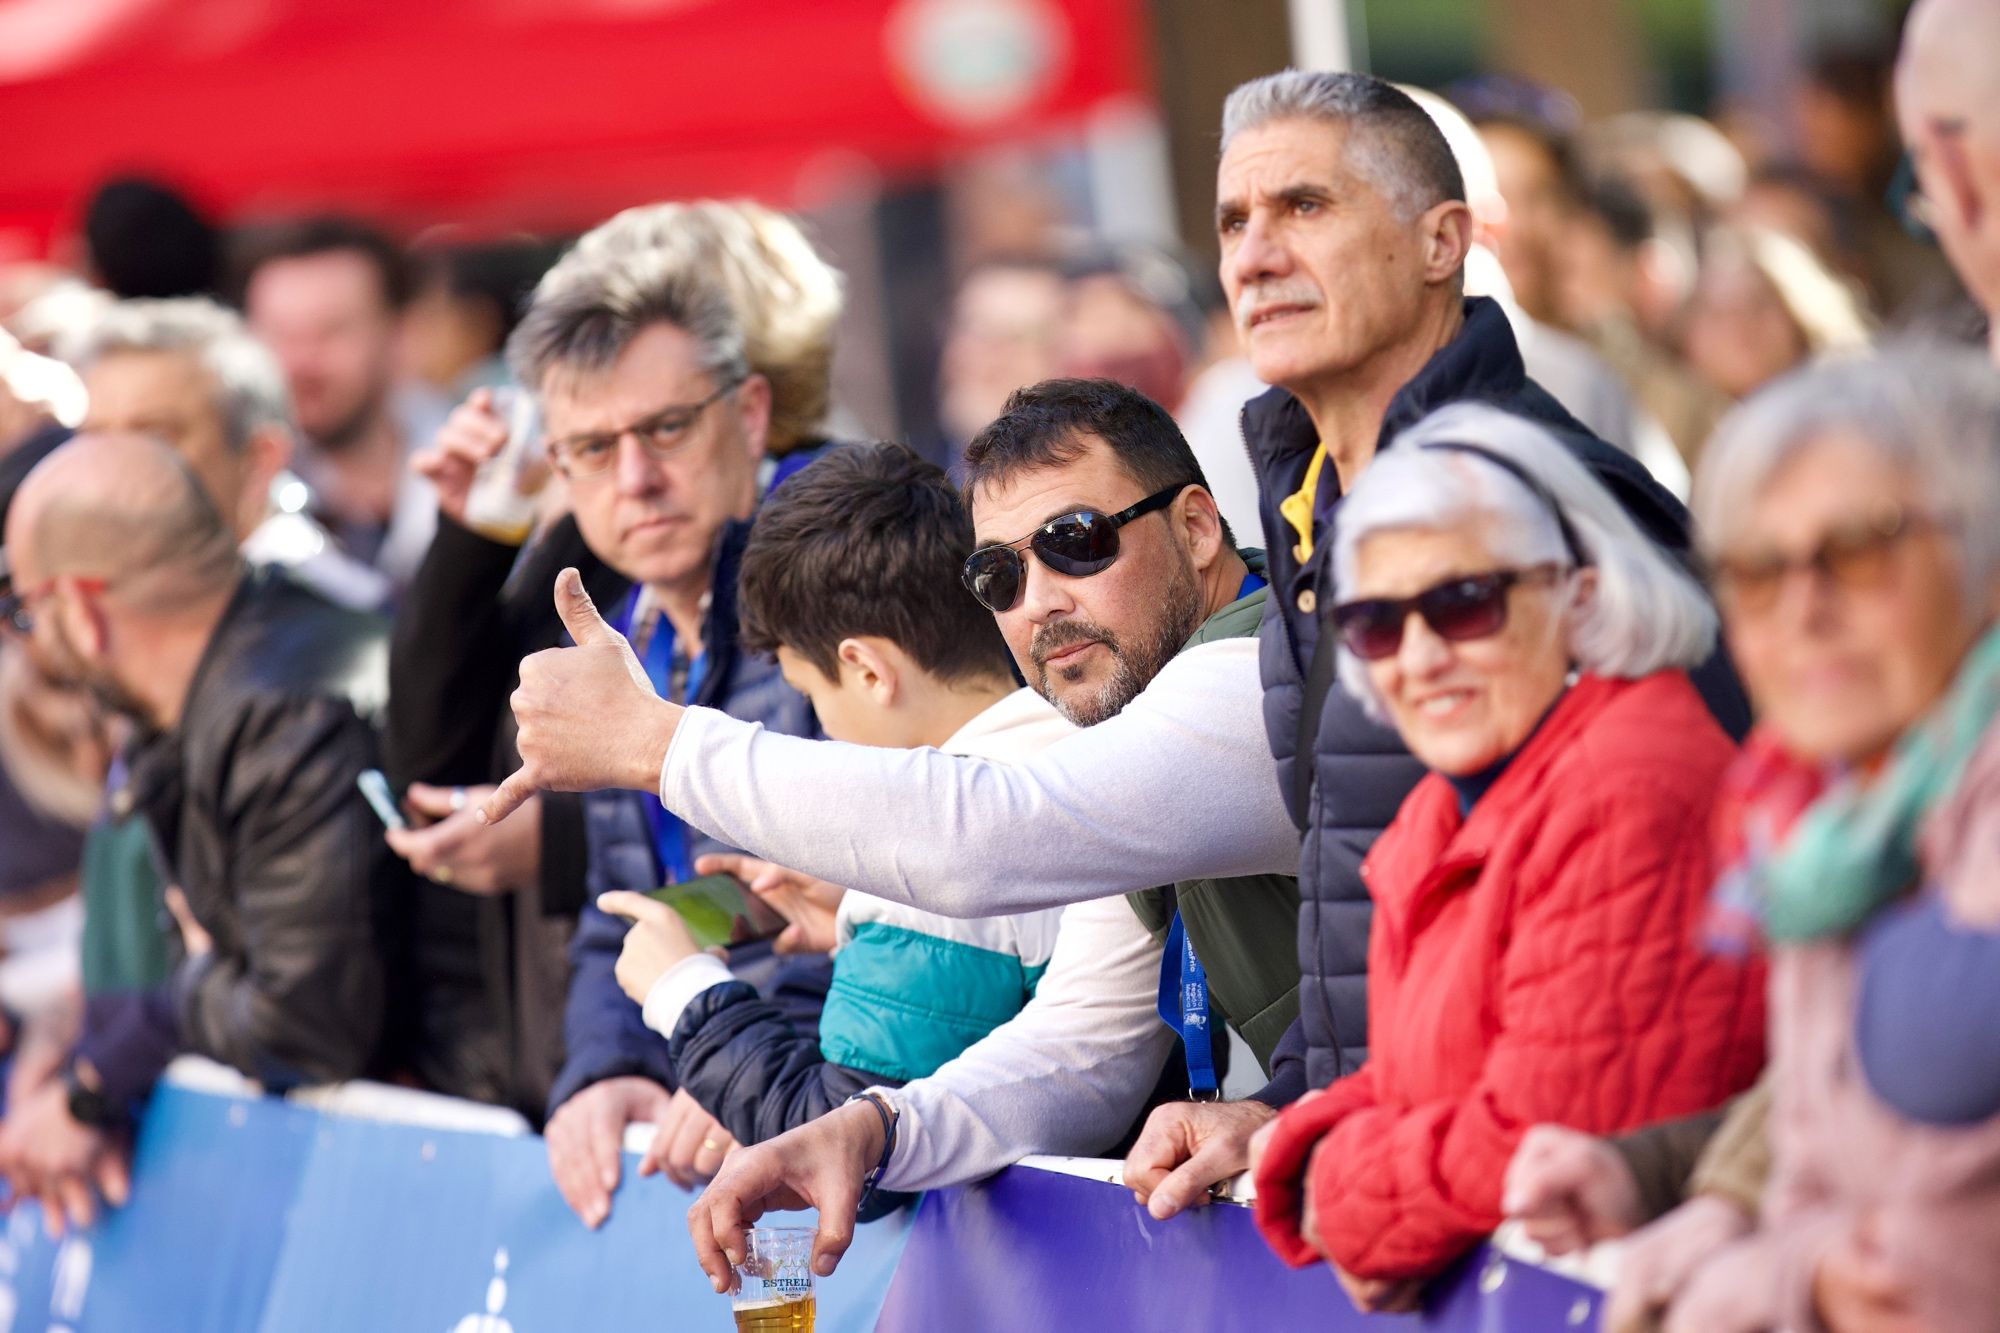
[554, 567, 614, 645]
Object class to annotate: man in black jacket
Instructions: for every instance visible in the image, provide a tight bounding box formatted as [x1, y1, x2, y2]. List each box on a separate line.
[0, 432, 396, 1234]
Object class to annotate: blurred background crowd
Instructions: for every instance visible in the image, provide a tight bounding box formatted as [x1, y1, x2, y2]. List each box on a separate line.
[0, 0, 1993, 1324]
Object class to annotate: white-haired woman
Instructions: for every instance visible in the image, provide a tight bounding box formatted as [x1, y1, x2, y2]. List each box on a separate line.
[1249, 400, 1766, 1312]
[1596, 347, 2000, 1333]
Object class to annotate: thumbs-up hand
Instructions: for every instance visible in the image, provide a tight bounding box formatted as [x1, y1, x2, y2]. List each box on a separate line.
[480, 568, 683, 826]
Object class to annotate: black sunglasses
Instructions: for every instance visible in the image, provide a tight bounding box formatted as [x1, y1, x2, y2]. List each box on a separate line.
[1330, 566, 1563, 661]
[962, 483, 1191, 614]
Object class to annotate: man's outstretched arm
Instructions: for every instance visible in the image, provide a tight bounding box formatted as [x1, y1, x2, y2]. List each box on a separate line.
[483, 571, 1300, 919]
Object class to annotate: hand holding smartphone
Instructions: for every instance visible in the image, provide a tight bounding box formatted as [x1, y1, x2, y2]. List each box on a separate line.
[356, 769, 406, 831]
[643, 873, 789, 951]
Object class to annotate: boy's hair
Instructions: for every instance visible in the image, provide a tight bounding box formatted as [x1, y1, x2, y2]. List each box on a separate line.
[739, 442, 1013, 685]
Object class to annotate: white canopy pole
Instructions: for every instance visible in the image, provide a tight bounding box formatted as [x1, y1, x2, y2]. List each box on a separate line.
[1287, 0, 1353, 71]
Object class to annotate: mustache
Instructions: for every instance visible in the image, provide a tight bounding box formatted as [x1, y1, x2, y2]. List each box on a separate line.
[1031, 618, 1118, 667]
[1234, 282, 1321, 320]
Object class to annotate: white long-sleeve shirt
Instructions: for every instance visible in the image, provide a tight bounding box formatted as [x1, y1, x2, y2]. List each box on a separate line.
[653, 636, 1296, 1186]
[876, 892, 1171, 1191]
[657, 637, 1299, 918]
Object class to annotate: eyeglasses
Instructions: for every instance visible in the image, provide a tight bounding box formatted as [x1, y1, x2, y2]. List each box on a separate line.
[545, 379, 743, 478]
[1709, 508, 1946, 616]
[0, 575, 103, 636]
[961, 483, 1192, 614]
[1330, 566, 1564, 661]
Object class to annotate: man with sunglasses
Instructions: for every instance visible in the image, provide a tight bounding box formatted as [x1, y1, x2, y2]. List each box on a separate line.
[481, 378, 1312, 1268]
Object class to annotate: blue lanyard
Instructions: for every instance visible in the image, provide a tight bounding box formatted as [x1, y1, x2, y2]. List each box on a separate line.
[1150, 569, 1263, 1099]
[1158, 913, 1218, 1099]
[612, 590, 707, 885]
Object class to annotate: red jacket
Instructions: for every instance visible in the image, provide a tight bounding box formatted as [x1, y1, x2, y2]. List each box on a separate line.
[1252, 672, 1766, 1279]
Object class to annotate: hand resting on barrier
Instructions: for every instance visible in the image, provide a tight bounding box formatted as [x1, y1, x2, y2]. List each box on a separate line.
[1123, 1098, 1275, 1221]
[1503, 1123, 1647, 1255]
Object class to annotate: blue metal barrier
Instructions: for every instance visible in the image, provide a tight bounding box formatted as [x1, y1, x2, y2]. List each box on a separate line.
[877, 1165, 1605, 1331]
[0, 1083, 906, 1332]
[0, 1083, 1604, 1331]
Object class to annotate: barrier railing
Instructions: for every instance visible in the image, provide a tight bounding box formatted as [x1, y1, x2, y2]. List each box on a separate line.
[0, 1068, 1606, 1331]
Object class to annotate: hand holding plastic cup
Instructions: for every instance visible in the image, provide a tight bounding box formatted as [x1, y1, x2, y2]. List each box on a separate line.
[730, 1227, 816, 1332]
[462, 385, 546, 544]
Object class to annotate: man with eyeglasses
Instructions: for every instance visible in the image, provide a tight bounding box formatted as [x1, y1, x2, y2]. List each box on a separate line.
[397, 239, 829, 1229]
[479, 377, 1309, 1277]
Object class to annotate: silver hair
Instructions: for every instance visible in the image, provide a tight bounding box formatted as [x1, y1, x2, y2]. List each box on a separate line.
[506, 228, 748, 395]
[77, 297, 292, 453]
[557, 201, 842, 448]
[1695, 345, 2000, 611]
[1219, 69, 1465, 221]
[1332, 402, 1717, 719]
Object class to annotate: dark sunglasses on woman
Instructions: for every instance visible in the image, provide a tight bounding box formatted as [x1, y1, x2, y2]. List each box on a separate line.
[1330, 565, 1565, 661]
[961, 482, 1191, 613]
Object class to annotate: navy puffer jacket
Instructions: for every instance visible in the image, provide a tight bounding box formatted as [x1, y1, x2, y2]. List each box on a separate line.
[547, 516, 830, 1115]
[1248, 297, 1747, 1092]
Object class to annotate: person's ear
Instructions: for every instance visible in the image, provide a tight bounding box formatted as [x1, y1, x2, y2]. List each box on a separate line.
[731, 373, 773, 464]
[59, 580, 112, 660]
[239, 426, 292, 527]
[1173, 485, 1229, 571]
[837, 637, 899, 707]
[1565, 565, 1600, 629]
[1420, 200, 1476, 287]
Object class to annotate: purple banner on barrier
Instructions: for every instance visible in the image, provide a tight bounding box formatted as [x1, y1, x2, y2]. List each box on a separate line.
[875, 1166, 1604, 1332]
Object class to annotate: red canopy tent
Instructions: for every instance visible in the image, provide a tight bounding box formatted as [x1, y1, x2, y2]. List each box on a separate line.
[0, 0, 1150, 258]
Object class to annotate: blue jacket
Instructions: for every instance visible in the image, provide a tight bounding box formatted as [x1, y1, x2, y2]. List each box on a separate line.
[547, 516, 828, 1115]
[1247, 297, 1747, 1092]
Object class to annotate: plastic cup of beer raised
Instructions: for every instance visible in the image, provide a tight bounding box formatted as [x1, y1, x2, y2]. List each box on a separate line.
[730, 1226, 815, 1332]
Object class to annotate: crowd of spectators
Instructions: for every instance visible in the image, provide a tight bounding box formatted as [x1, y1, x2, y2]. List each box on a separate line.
[1, 1, 1999, 1327]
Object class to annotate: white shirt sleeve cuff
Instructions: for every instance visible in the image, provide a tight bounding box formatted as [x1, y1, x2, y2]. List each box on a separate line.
[659, 703, 718, 810]
[640, 952, 737, 1039]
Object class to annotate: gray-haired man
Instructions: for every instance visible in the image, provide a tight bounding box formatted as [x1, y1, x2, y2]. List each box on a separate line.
[79, 298, 391, 610]
[492, 233, 824, 1231]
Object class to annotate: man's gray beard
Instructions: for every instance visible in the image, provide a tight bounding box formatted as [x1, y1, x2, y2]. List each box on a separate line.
[1038, 556, 1205, 728]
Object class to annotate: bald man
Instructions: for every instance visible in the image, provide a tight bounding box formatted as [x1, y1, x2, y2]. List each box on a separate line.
[1897, 0, 2000, 364]
[0, 433, 395, 1234]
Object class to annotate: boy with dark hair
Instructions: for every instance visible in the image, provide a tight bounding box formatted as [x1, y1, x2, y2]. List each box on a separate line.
[600, 442, 1071, 1167]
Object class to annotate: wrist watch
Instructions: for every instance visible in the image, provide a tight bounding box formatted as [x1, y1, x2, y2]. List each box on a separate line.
[64, 1058, 114, 1129]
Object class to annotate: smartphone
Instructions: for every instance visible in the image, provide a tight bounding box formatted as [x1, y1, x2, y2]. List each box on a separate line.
[645, 873, 788, 951]
[356, 769, 407, 832]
